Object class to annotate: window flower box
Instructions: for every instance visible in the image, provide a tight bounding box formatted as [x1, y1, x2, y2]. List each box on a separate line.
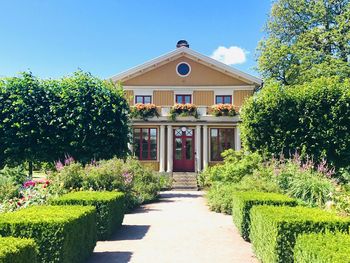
[130, 103, 159, 120]
[169, 103, 199, 121]
[211, 104, 237, 117]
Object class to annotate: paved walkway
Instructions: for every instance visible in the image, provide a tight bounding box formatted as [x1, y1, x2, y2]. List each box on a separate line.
[87, 191, 258, 263]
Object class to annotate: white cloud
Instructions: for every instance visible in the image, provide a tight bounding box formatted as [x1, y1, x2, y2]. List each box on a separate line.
[210, 46, 248, 65]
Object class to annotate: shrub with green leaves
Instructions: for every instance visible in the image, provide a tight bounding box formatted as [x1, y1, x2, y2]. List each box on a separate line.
[250, 205, 350, 263]
[51, 191, 125, 240]
[294, 232, 350, 263]
[200, 150, 262, 185]
[231, 191, 297, 240]
[0, 205, 97, 263]
[0, 237, 38, 263]
[207, 176, 281, 215]
[241, 77, 350, 168]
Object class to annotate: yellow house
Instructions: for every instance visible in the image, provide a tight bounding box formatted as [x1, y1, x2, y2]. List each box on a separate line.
[111, 40, 261, 174]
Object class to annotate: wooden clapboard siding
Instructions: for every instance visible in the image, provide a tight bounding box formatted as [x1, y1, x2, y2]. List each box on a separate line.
[153, 90, 174, 106]
[233, 90, 253, 108]
[124, 90, 134, 106]
[193, 90, 214, 106]
[140, 161, 159, 171]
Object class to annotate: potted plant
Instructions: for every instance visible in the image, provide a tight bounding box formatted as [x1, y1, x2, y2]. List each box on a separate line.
[130, 103, 159, 120]
[211, 104, 237, 117]
[169, 103, 199, 120]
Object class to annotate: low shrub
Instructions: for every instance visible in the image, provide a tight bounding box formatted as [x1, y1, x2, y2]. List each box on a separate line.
[294, 232, 350, 263]
[0, 237, 38, 263]
[231, 191, 297, 240]
[0, 205, 97, 263]
[250, 205, 350, 263]
[51, 191, 125, 240]
[200, 150, 263, 185]
[207, 176, 281, 215]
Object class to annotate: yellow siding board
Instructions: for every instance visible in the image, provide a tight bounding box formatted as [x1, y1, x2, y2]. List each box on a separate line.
[233, 90, 253, 108]
[153, 90, 174, 106]
[193, 90, 214, 106]
[124, 90, 134, 106]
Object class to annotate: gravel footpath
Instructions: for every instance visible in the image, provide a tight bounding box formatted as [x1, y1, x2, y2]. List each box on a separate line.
[87, 191, 258, 263]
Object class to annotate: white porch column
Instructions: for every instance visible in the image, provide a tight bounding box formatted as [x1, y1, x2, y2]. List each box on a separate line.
[166, 125, 173, 173]
[235, 126, 242, 151]
[195, 125, 201, 172]
[159, 125, 165, 172]
[203, 125, 209, 169]
[128, 142, 133, 155]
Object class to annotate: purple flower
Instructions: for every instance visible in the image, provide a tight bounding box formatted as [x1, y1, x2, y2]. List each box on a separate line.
[55, 160, 64, 171]
[64, 155, 74, 165]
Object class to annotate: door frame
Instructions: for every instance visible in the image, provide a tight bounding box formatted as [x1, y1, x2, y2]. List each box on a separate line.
[173, 127, 195, 172]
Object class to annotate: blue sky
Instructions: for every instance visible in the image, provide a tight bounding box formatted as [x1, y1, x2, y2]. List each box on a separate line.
[0, 1, 272, 79]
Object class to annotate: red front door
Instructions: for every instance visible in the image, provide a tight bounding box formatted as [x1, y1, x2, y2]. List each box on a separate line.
[173, 127, 195, 172]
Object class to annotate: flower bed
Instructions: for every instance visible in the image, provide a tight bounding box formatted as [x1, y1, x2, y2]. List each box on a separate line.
[0, 237, 38, 263]
[0, 205, 97, 263]
[51, 191, 125, 240]
[231, 191, 297, 240]
[250, 205, 350, 263]
[169, 104, 198, 120]
[211, 104, 237, 117]
[294, 232, 350, 263]
[130, 103, 159, 120]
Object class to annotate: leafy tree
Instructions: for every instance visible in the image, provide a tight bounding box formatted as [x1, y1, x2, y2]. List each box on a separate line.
[0, 71, 130, 172]
[258, 0, 350, 85]
[240, 77, 350, 168]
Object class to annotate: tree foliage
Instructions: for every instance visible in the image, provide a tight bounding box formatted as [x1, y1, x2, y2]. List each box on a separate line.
[0, 71, 130, 167]
[258, 0, 350, 85]
[240, 77, 350, 168]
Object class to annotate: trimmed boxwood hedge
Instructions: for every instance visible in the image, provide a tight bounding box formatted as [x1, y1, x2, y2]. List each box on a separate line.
[0, 205, 97, 263]
[250, 205, 350, 263]
[231, 191, 297, 240]
[294, 232, 350, 263]
[51, 191, 125, 240]
[0, 237, 38, 263]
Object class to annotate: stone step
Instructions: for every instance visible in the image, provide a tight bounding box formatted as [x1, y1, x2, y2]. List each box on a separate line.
[172, 186, 198, 191]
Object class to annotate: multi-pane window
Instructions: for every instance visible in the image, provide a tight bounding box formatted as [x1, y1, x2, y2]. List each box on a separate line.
[215, 95, 232, 104]
[134, 128, 157, 160]
[210, 128, 234, 161]
[176, 95, 191, 104]
[135, 95, 152, 104]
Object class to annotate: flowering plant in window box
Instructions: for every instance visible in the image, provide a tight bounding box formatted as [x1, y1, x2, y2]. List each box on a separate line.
[169, 103, 199, 120]
[211, 104, 237, 117]
[130, 103, 159, 120]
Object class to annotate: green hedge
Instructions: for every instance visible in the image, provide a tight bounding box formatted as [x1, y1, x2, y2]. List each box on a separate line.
[51, 191, 125, 240]
[250, 205, 350, 263]
[0, 237, 38, 263]
[0, 205, 97, 263]
[231, 191, 297, 240]
[294, 232, 350, 263]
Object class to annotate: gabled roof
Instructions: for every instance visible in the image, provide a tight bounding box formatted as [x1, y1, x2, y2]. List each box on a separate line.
[110, 47, 262, 86]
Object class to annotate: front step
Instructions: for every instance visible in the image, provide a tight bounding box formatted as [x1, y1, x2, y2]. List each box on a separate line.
[172, 172, 198, 190]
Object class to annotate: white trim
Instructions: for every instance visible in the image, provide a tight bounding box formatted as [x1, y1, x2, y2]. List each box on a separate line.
[132, 89, 153, 96]
[110, 47, 262, 86]
[124, 85, 255, 91]
[176, 61, 191, 77]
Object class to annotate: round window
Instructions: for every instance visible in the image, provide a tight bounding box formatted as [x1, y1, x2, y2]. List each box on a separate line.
[176, 62, 191, 77]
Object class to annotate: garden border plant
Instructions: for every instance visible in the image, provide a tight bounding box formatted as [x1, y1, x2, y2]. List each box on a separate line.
[294, 232, 350, 263]
[51, 191, 125, 240]
[231, 191, 297, 240]
[0, 237, 38, 263]
[249, 205, 350, 263]
[0, 205, 97, 263]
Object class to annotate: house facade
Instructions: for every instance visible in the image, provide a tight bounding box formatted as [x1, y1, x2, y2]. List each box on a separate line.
[111, 40, 262, 173]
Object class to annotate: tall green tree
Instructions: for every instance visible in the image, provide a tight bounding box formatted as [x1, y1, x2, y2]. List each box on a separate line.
[258, 0, 350, 85]
[0, 71, 130, 171]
